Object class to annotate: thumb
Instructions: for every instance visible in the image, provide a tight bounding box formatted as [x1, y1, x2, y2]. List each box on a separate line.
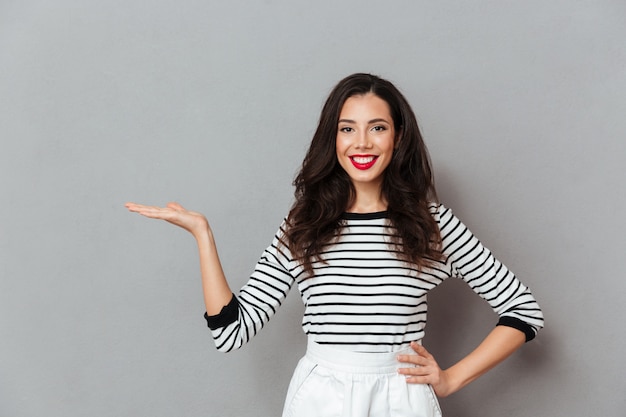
[166, 201, 185, 211]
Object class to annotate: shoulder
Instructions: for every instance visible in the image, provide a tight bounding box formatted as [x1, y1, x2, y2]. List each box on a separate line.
[427, 202, 462, 238]
[427, 201, 451, 220]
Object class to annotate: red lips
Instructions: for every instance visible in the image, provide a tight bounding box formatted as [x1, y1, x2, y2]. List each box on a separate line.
[350, 155, 378, 170]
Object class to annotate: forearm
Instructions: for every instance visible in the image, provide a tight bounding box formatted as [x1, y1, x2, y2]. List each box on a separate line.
[195, 228, 234, 315]
[125, 201, 235, 315]
[442, 325, 526, 395]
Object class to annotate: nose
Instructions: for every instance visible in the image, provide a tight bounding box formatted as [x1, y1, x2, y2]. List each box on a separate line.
[355, 130, 371, 149]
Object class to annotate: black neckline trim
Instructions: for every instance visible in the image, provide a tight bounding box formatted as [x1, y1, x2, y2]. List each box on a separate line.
[342, 211, 389, 220]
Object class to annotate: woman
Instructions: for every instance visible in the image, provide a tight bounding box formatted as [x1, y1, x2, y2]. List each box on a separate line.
[126, 73, 544, 416]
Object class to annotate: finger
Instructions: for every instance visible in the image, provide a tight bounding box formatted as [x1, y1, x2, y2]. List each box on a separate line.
[400, 359, 435, 372]
[125, 202, 143, 211]
[397, 354, 428, 366]
[125, 202, 161, 211]
[410, 342, 434, 360]
[127, 204, 175, 220]
[403, 365, 444, 388]
[404, 374, 435, 385]
[398, 366, 437, 385]
[126, 204, 156, 214]
[398, 369, 428, 379]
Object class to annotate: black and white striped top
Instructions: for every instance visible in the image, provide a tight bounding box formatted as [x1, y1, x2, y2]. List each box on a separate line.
[205, 203, 544, 353]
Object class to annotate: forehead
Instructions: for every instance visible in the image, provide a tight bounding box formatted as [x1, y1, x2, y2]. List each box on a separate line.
[339, 93, 392, 120]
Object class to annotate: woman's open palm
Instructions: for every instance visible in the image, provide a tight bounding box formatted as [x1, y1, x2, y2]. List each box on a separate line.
[125, 202, 209, 238]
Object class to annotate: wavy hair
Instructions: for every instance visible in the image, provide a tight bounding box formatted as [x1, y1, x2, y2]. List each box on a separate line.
[283, 73, 442, 274]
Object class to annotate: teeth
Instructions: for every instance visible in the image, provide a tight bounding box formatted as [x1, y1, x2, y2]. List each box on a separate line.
[352, 156, 375, 164]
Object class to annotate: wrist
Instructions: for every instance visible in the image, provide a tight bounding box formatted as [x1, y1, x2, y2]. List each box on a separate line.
[192, 220, 212, 243]
[438, 368, 465, 397]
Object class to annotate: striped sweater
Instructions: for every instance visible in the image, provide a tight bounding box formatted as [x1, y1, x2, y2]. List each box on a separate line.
[205, 203, 544, 353]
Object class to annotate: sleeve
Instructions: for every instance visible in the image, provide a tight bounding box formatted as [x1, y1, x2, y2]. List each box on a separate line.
[203, 222, 297, 352]
[435, 204, 545, 341]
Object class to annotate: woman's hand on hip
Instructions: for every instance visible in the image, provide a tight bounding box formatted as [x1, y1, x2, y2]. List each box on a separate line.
[397, 342, 455, 398]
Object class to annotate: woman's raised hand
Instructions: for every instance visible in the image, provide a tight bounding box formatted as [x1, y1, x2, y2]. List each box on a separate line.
[125, 202, 209, 238]
[126, 201, 233, 313]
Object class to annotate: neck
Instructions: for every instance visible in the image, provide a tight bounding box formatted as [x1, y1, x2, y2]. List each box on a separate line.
[347, 182, 387, 213]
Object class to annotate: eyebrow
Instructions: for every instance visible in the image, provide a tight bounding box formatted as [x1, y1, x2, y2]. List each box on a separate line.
[338, 118, 391, 124]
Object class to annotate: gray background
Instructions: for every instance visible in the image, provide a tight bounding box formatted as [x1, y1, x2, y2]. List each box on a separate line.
[1, 1, 625, 416]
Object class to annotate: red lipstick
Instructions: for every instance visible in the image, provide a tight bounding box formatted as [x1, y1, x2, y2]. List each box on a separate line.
[350, 155, 378, 170]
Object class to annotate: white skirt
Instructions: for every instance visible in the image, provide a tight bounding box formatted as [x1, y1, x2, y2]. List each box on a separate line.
[282, 339, 442, 417]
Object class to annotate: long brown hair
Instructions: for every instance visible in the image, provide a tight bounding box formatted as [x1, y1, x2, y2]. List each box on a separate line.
[284, 73, 442, 274]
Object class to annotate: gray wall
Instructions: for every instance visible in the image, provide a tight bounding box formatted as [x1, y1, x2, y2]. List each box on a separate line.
[2, 1, 625, 416]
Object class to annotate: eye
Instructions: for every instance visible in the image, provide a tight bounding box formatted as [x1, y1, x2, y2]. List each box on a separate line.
[371, 125, 387, 132]
[339, 126, 354, 133]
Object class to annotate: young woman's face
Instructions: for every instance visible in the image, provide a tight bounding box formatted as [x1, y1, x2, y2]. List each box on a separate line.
[336, 93, 396, 191]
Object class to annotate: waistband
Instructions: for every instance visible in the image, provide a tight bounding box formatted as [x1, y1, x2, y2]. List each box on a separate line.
[305, 339, 417, 375]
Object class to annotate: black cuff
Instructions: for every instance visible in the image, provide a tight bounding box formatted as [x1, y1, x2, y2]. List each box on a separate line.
[204, 294, 239, 330]
[497, 316, 536, 342]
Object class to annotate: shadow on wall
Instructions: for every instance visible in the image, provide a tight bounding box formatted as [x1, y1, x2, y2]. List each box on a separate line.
[424, 279, 554, 415]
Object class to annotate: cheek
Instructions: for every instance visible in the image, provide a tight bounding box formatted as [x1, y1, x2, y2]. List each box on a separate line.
[335, 137, 348, 155]
[377, 135, 396, 153]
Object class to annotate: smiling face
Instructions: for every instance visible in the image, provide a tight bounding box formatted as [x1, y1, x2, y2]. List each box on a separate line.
[336, 93, 397, 194]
